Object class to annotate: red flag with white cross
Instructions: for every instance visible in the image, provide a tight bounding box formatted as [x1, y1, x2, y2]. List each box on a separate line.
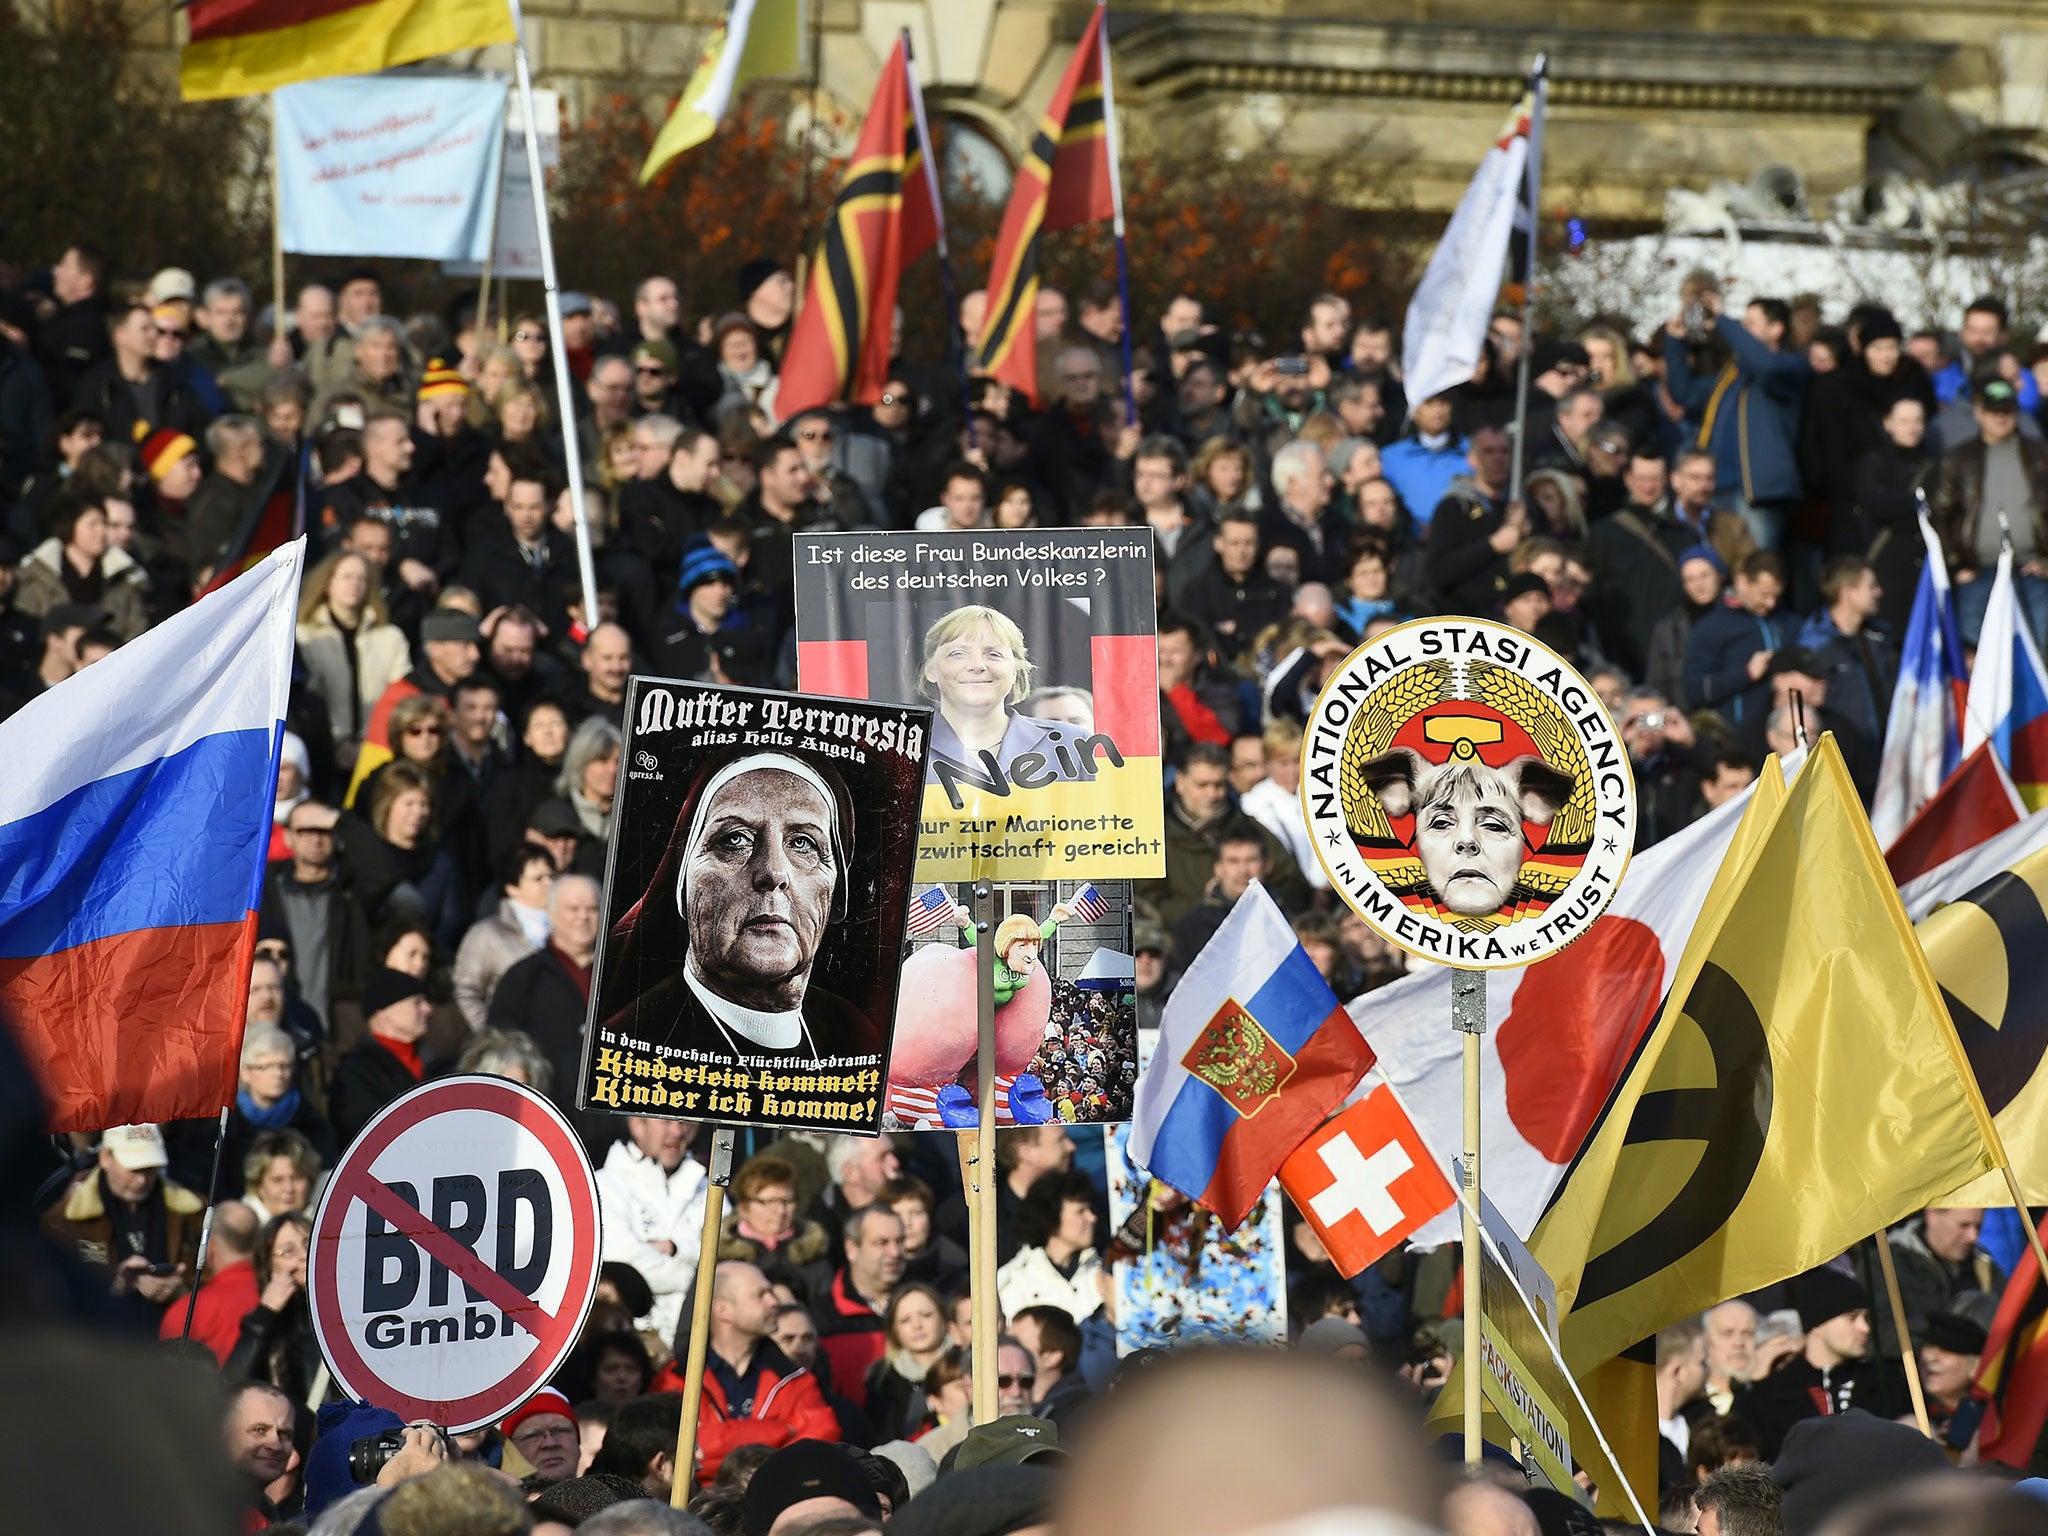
[1279, 1086, 1455, 1278]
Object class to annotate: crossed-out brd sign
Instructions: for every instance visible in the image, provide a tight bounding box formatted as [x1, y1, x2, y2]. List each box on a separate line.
[309, 1076, 601, 1430]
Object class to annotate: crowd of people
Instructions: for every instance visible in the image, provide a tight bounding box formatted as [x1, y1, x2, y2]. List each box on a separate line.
[7, 237, 2048, 1536]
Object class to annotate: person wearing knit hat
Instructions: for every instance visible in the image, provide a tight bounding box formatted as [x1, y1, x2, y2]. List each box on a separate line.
[1918, 1309, 1989, 1446]
[742, 1440, 882, 1536]
[738, 258, 795, 333]
[1771, 1408, 1950, 1536]
[654, 537, 763, 683]
[417, 356, 469, 412]
[141, 428, 203, 502]
[501, 1387, 580, 1482]
[1730, 1266, 1880, 1460]
[302, 1399, 405, 1519]
[327, 966, 435, 1146]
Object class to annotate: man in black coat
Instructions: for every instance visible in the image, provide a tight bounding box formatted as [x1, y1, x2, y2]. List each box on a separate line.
[34, 244, 111, 411]
[328, 969, 436, 1149]
[1731, 1269, 1886, 1460]
[1178, 510, 1290, 662]
[458, 471, 577, 637]
[619, 427, 721, 591]
[487, 873, 615, 1161]
[1423, 426, 1522, 617]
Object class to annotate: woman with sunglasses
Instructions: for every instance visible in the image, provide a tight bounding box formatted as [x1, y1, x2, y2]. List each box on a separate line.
[224, 1213, 328, 1404]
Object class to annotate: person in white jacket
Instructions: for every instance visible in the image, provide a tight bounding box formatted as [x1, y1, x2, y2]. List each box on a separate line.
[1238, 721, 1328, 890]
[995, 1169, 1105, 1324]
[596, 1117, 708, 1344]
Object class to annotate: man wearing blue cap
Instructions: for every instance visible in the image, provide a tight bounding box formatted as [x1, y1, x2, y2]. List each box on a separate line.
[655, 538, 764, 683]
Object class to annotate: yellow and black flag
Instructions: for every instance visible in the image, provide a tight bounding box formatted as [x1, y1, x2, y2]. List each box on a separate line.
[1918, 838, 2048, 1206]
[1530, 738, 2001, 1510]
[975, 1, 1115, 403]
[777, 37, 938, 417]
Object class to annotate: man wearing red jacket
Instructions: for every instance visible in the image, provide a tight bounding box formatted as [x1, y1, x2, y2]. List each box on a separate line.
[667, 1260, 839, 1484]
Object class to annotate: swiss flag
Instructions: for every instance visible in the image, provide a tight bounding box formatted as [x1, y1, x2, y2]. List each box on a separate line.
[1279, 1087, 1455, 1277]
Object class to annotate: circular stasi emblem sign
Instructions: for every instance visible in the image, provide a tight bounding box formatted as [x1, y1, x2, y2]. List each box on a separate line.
[309, 1076, 602, 1431]
[1301, 617, 1635, 969]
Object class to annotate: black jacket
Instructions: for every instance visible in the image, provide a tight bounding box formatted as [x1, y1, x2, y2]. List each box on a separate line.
[1177, 565, 1289, 661]
[34, 298, 109, 411]
[328, 1034, 429, 1150]
[1731, 1355, 1886, 1461]
[487, 945, 612, 1162]
[71, 355, 211, 445]
[457, 516, 578, 636]
[260, 864, 374, 1025]
[320, 473, 455, 580]
[619, 477, 721, 587]
[1424, 479, 1514, 617]
[0, 342, 53, 503]
[1584, 501, 1696, 679]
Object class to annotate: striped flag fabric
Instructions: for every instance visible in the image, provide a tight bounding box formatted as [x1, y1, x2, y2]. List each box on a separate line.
[1069, 883, 1109, 923]
[1872, 511, 1968, 843]
[973, 1, 1115, 404]
[180, 0, 516, 102]
[905, 885, 955, 938]
[775, 37, 939, 417]
[1882, 740, 2025, 888]
[1974, 1244, 2048, 1466]
[0, 543, 303, 1131]
[1963, 544, 2048, 810]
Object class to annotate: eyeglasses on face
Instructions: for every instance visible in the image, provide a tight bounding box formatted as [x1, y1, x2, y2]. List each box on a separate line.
[514, 330, 545, 342]
[404, 724, 445, 738]
[878, 392, 909, 407]
[799, 428, 833, 442]
[997, 1373, 1036, 1389]
[288, 823, 336, 837]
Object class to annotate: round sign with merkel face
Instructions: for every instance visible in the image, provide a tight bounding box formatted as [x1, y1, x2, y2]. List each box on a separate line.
[1301, 618, 1634, 969]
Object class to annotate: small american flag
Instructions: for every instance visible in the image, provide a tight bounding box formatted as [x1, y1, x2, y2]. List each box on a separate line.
[905, 885, 955, 937]
[1069, 884, 1109, 923]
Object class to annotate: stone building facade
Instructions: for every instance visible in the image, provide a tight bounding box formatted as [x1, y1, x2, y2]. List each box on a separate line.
[139, 1, 2048, 223]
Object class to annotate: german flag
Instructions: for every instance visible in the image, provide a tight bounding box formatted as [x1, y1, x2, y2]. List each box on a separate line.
[974, 2, 1115, 403]
[196, 450, 301, 600]
[776, 38, 937, 417]
[1974, 1244, 2048, 1466]
[181, 0, 516, 102]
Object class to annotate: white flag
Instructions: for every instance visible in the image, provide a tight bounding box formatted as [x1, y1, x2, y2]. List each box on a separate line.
[1400, 89, 1537, 406]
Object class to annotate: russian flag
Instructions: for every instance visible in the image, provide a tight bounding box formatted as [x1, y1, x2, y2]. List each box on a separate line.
[0, 543, 303, 1132]
[1964, 545, 2048, 811]
[1128, 881, 1374, 1229]
[1871, 511, 1967, 845]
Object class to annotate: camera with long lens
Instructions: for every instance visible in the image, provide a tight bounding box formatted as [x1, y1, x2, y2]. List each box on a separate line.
[350, 1424, 449, 1484]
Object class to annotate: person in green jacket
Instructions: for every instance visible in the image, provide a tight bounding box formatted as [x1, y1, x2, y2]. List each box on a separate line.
[952, 902, 1072, 1005]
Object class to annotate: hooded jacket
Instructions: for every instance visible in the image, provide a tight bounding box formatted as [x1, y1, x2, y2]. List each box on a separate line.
[13, 537, 150, 641]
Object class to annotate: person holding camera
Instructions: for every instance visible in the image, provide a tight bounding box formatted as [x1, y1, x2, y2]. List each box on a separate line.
[1620, 687, 1705, 849]
[1662, 288, 1812, 552]
[38, 1123, 199, 1312]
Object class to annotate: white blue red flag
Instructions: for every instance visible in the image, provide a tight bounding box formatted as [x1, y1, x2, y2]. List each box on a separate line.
[0, 542, 303, 1131]
[1069, 883, 1109, 923]
[1872, 511, 1967, 845]
[904, 885, 954, 938]
[1129, 881, 1373, 1229]
[1964, 544, 2048, 811]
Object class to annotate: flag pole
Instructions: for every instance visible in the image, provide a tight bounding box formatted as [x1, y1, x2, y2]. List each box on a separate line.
[1505, 54, 1547, 501]
[271, 95, 287, 353]
[902, 33, 977, 440]
[971, 877, 1001, 1425]
[477, 97, 508, 348]
[504, 0, 601, 630]
[1452, 967, 1486, 1468]
[1097, 1, 1138, 428]
[179, 1105, 232, 1342]
[1375, 1069, 1657, 1535]
[668, 1128, 735, 1508]
[1871, 1233, 1936, 1437]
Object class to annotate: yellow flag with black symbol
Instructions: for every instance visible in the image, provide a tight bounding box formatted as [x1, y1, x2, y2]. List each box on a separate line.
[1427, 755, 1789, 1514]
[1533, 737, 2000, 1509]
[1924, 841, 2048, 1206]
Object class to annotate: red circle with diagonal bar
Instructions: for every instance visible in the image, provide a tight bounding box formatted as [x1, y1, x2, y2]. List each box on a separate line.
[309, 1075, 601, 1431]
